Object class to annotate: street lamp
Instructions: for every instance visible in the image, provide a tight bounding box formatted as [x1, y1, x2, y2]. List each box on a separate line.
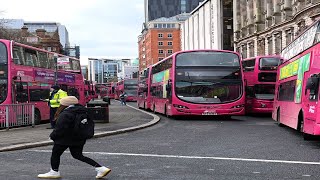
[54, 53, 58, 85]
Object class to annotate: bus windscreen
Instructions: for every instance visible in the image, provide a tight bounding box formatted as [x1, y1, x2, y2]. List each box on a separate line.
[259, 57, 281, 70]
[175, 51, 242, 104]
[0, 42, 7, 103]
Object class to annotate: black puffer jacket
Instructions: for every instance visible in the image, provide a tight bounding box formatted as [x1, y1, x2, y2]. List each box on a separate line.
[50, 104, 87, 146]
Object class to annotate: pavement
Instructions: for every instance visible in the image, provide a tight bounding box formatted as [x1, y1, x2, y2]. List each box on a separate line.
[0, 100, 160, 152]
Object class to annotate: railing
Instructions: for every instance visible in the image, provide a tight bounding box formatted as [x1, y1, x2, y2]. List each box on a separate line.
[0, 104, 35, 130]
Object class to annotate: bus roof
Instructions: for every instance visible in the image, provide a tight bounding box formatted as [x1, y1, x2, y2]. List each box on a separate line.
[153, 49, 241, 67]
[281, 20, 319, 61]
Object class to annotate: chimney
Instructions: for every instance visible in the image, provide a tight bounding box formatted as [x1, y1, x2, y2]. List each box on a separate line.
[21, 26, 28, 37]
[35, 29, 46, 38]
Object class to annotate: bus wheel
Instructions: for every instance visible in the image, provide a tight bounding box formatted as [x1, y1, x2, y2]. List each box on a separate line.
[153, 104, 156, 114]
[298, 112, 313, 141]
[34, 109, 41, 125]
[164, 105, 169, 118]
[277, 109, 284, 127]
[143, 102, 146, 110]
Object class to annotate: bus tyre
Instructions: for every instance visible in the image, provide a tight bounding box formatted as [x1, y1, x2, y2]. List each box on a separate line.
[153, 104, 156, 114]
[34, 110, 41, 125]
[143, 102, 146, 110]
[299, 113, 314, 141]
[164, 105, 169, 118]
[277, 109, 284, 127]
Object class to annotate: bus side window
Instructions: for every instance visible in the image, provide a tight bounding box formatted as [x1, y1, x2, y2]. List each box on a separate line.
[68, 87, 80, 99]
[16, 82, 29, 103]
[306, 75, 319, 101]
[13, 47, 25, 65]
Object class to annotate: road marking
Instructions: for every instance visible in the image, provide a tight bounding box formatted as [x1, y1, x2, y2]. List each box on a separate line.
[29, 150, 320, 165]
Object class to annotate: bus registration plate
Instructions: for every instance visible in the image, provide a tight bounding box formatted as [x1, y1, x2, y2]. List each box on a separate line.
[202, 111, 217, 115]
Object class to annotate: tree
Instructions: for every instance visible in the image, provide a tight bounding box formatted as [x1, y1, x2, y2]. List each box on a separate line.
[0, 12, 28, 43]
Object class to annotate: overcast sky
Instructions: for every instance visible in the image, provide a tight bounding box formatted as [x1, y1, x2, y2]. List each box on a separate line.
[1, 0, 144, 65]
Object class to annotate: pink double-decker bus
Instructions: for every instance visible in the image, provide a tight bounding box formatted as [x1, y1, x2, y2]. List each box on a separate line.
[0, 39, 85, 125]
[272, 20, 320, 140]
[242, 56, 282, 114]
[84, 80, 97, 103]
[150, 49, 245, 117]
[137, 67, 152, 110]
[116, 78, 138, 102]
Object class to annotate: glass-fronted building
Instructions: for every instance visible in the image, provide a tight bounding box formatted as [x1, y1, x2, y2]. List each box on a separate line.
[144, 0, 203, 22]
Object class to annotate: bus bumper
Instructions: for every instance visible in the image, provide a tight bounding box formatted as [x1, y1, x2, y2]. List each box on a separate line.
[250, 107, 273, 114]
[171, 107, 245, 116]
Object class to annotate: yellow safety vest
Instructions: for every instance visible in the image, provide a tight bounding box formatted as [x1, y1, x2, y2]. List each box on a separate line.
[49, 89, 68, 108]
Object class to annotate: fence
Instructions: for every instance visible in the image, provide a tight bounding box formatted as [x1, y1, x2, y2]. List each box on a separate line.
[0, 104, 35, 130]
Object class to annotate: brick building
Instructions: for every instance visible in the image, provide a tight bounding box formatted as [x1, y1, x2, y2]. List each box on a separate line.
[138, 14, 188, 71]
[234, 0, 320, 59]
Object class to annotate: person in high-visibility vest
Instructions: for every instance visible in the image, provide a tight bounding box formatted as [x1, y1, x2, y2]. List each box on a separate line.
[46, 85, 68, 129]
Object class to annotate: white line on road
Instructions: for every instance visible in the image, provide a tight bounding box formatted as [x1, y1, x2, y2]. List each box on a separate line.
[29, 150, 320, 165]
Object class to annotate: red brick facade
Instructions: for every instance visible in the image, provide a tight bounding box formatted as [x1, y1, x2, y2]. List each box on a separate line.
[139, 27, 181, 71]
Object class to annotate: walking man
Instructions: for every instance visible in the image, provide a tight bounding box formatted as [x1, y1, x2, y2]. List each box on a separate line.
[119, 91, 127, 105]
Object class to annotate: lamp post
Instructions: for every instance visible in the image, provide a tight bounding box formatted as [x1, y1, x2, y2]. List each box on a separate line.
[54, 53, 58, 85]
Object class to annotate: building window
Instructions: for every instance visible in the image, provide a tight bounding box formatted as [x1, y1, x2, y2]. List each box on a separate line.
[267, 36, 273, 55]
[53, 47, 57, 52]
[159, 50, 164, 54]
[158, 42, 163, 46]
[47, 47, 52, 52]
[167, 50, 173, 54]
[168, 41, 173, 46]
[158, 33, 163, 38]
[168, 33, 172, 38]
[274, 33, 282, 55]
[248, 42, 254, 57]
[286, 28, 293, 45]
[159, 58, 163, 61]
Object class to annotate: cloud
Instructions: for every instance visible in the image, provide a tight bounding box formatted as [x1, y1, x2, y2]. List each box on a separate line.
[1, 0, 144, 65]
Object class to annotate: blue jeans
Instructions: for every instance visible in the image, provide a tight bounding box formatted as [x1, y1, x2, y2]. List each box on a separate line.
[120, 98, 126, 105]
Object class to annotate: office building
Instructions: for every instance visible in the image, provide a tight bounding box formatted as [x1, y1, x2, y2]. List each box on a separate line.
[181, 0, 233, 51]
[234, 1, 320, 59]
[138, 14, 188, 71]
[145, 0, 203, 22]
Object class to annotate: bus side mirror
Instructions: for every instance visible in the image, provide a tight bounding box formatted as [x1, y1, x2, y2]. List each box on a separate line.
[306, 76, 319, 90]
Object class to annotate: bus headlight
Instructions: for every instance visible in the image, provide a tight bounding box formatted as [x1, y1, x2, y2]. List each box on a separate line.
[173, 104, 189, 109]
[231, 104, 245, 108]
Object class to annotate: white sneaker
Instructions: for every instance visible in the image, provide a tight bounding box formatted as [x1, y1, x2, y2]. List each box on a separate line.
[38, 169, 61, 179]
[95, 166, 111, 179]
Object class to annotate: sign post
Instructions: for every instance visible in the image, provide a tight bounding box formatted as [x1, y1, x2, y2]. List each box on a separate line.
[54, 53, 58, 85]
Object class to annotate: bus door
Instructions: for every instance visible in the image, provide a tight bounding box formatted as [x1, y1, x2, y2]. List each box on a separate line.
[304, 74, 319, 123]
[14, 81, 29, 103]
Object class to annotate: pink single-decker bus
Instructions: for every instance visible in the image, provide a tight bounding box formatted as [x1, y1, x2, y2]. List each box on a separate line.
[150, 49, 245, 117]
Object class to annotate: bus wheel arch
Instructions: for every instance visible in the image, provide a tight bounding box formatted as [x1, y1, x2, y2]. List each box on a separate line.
[34, 108, 41, 125]
[297, 110, 313, 140]
[276, 108, 284, 127]
[164, 104, 169, 118]
[153, 104, 156, 113]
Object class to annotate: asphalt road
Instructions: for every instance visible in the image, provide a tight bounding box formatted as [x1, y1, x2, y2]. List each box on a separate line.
[1, 102, 320, 180]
